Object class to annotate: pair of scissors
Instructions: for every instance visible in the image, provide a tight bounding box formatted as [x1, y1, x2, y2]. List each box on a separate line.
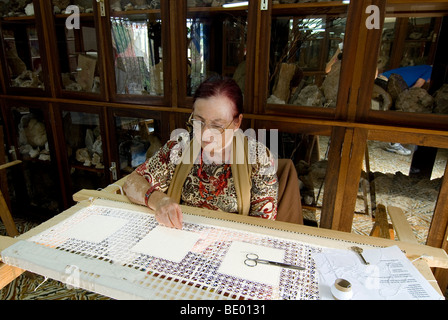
[244, 253, 305, 271]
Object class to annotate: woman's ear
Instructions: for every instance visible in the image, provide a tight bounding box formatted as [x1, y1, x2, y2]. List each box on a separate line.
[234, 113, 243, 129]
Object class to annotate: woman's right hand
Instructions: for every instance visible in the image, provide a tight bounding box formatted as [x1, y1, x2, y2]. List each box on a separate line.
[123, 173, 183, 229]
[154, 196, 183, 229]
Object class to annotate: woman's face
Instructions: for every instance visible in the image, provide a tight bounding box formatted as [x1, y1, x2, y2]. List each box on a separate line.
[192, 94, 242, 159]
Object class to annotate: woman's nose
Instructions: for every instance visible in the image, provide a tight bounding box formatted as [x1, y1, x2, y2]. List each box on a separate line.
[201, 130, 215, 142]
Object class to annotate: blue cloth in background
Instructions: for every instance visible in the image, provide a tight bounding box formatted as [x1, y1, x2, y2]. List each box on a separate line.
[381, 65, 432, 87]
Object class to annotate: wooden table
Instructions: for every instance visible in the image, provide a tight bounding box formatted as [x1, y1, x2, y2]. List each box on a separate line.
[1, 187, 447, 299]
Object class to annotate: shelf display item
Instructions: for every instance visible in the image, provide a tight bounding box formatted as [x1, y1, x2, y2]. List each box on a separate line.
[53, 1, 102, 94]
[268, 14, 347, 107]
[110, 14, 164, 96]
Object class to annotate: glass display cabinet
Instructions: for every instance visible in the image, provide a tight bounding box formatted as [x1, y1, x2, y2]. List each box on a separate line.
[266, 2, 349, 113]
[352, 3, 448, 247]
[46, 0, 105, 99]
[379, 17, 440, 71]
[185, 1, 248, 97]
[106, 0, 169, 104]
[58, 105, 109, 198]
[0, 0, 49, 95]
[4, 101, 63, 219]
[107, 108, 167, 180]
[373, 16, 443, 113]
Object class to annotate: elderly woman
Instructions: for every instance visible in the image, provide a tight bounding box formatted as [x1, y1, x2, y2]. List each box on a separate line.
[123, 76, 278, 229]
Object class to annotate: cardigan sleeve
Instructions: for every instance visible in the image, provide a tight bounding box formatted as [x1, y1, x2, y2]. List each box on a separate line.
[247, 139, 278, 220]
[135, 140, 179, 196]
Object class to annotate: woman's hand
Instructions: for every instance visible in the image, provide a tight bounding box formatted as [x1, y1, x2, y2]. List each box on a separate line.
[123, 173, 183, 229]
[154, 196, 183, 229]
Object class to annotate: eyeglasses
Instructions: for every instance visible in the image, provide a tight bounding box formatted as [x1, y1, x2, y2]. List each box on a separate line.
[187, 113, 235, 135]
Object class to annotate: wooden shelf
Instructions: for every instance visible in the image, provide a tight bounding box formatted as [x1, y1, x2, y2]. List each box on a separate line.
[54, 13, 95, 19]
[110, 9, 161, 17]
[386, 0, 448, 16]
[20, 157, 52, 164]
[71, 163, 105, 173]
[1, 15, 35, 22]
[187, 6, 248, 12]
[272, 1, 348, 16]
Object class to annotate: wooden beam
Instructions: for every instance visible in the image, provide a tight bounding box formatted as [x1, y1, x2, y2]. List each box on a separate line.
[0, 190, 19, 237]
[388, 206, 418, 243]
[72, 189, 132, 204]
[368, 129, 448, 148]
[320, 127, 345, 229]
[331, 128, 354, 230]
[338, 128, 368, 231]
[0, 160, 21, 171]
[427, 162, 448, 248]
[370, 204, 392, 239]
[0, 262, 24, 290]
[320, 127, 368, 232]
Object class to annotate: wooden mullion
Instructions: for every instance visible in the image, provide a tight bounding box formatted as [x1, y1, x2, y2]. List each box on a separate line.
[35, 0, 55, 97]
[245, 0, 271, 115]
[48, 103, 69, 209]
[170, 0, 187, 108]
[94, 0, 110, 102]
[355, 0, 386, 121]
[101, 2, 117, 102]
[388, 17, 408, 70]
[334, 0, 363, 121]
[336, 0, 385, 121]
[161, 0, 173, 107]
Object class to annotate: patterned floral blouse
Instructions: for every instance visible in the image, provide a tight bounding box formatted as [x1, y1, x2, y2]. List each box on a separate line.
[135, 136, 278, 220]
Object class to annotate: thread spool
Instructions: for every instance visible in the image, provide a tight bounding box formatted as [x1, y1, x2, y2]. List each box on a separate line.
[331, 278, 353, 300]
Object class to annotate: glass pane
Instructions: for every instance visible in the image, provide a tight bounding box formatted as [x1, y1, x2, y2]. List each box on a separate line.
[110, 11, 164, 96]
[115, 116, 162, 177]
[54, 1, 101, 93]
[354, 139, 446, 242]
[13, 107, 50, 161]
[62, 111, 107, 191]
[373, 16, 447, 115]
[186, 3, 247, 95]
[10, 106, 61, 217]
[265, 130, 330, 227]
[304, 135, 333, 226]
[268, 6, 348, 107]
[1, 24, 44, 89]
[110, 0, 159, 11]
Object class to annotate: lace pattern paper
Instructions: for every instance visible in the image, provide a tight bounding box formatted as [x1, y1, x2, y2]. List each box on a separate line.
[3, 203, 321, 300]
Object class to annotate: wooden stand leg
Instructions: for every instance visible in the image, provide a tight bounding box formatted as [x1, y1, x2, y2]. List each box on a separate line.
[370, 204, 394, 240]
[0, 189, 19, 237]
[0, 262, 25, 290]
